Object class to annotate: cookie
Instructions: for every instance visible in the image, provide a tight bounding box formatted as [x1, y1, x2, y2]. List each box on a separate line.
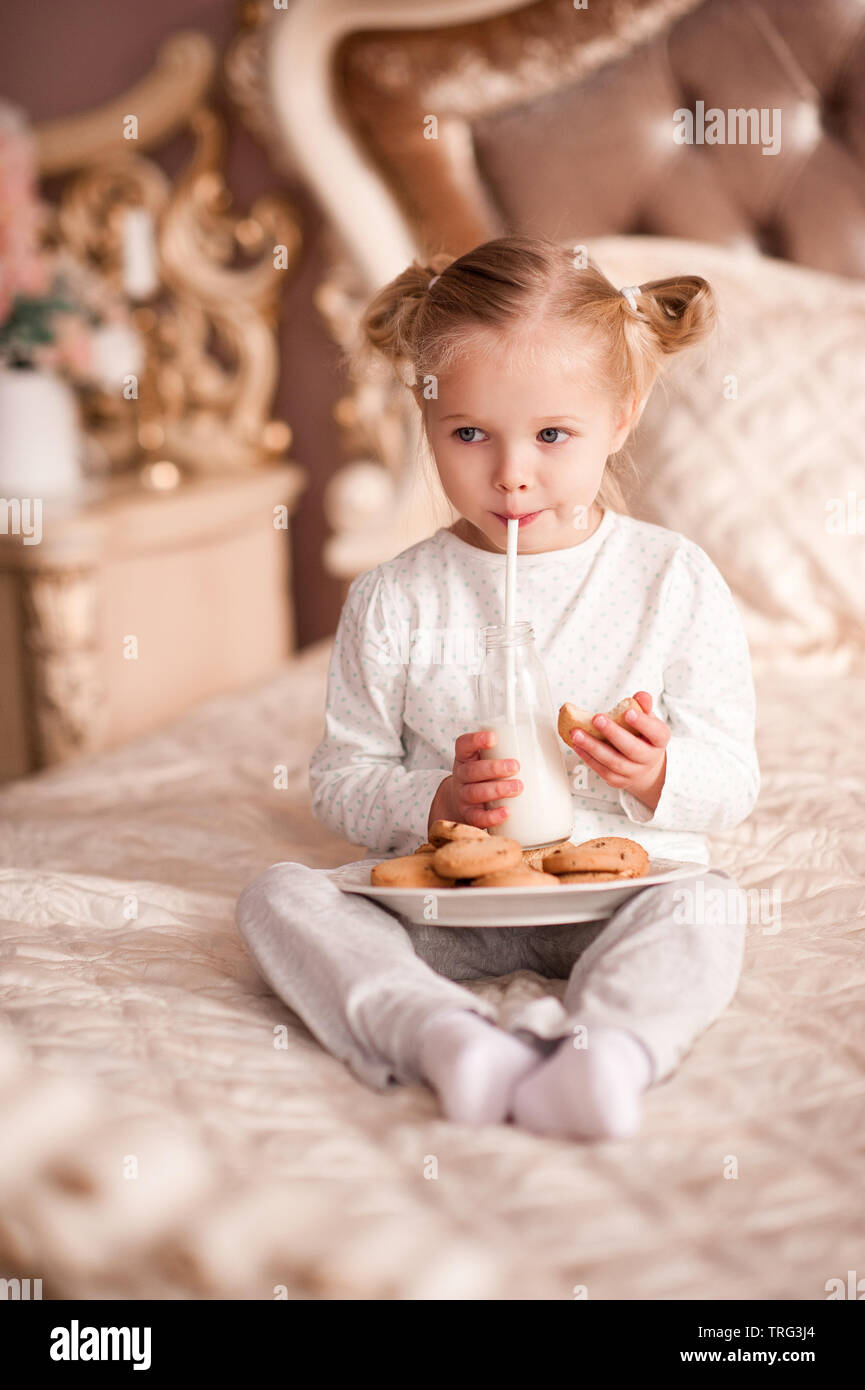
[556, 869, 636, 883]
[558, 696, 642, 747]
[542, 836, 649, 876]
[432, 836, 522, 879]
[370, 856, 455, 888]
[467, 865, 561, 888]
[428, 820, 490, 847]
[413, 842, 436, 854]
[522, 841, 569, 872]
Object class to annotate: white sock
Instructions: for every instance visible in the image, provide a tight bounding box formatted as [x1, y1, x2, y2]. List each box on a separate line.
[418, 1008, 544, 1126]
[511, 1025, 653, 1141]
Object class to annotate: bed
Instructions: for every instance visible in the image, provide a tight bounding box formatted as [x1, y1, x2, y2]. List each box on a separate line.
[2, 0, 865, 1300]
[1, 621, 863, 1299]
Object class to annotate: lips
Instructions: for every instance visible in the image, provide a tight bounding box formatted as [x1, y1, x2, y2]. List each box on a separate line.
[493, 510, 543, 525]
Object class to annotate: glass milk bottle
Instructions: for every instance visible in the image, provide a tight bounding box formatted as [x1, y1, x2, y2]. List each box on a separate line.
[476, 622, 574, 850]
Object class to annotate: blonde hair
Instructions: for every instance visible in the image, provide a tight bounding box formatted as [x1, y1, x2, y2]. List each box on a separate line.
[346, 233, 718, 517]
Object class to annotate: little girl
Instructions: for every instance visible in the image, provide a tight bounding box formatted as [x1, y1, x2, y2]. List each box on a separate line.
[235, 235, 759, 1142]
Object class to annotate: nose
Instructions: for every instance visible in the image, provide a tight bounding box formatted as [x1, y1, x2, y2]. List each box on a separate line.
[493, 453, 534, 495]
[495, 482, 532, 516]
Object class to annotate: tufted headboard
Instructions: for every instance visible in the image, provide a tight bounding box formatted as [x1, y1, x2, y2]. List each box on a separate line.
[254, 0, 865, 587]
[335, 0, 865, 280]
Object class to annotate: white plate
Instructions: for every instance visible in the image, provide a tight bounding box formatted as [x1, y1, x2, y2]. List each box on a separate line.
[328, 857, 709, 927]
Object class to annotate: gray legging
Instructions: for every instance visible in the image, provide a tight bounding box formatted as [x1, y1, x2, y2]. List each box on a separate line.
[235, 860, 746, 1093]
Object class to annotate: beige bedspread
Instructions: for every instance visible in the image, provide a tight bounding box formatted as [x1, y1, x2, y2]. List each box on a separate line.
[1, 636, 863, 1300]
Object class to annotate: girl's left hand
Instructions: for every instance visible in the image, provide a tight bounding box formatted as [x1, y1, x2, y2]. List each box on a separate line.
[568, 690, 670, 812]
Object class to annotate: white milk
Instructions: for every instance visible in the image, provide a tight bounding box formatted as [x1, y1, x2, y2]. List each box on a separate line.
[479, 713, 574, 848]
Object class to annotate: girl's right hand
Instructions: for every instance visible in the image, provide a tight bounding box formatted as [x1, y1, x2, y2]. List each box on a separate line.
[442, 729, 523, 830]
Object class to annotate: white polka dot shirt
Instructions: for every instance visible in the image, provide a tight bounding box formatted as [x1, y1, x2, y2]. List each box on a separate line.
[308, 508, 760, 864]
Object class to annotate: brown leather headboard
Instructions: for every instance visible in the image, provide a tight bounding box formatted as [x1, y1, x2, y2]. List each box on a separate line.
[338, 0, 865, 279]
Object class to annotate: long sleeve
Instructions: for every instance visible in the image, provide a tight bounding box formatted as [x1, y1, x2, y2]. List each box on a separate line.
[618, 543, 760, 834]
[308, 567, 450, 855]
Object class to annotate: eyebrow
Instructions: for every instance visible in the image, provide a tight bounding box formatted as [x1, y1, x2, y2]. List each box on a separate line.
[439, 414, 585, 425]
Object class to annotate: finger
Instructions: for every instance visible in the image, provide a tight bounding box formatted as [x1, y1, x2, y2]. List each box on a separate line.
[633, 691, 653, 714]
[589, 713, 655, 763]
[460, 776, 523, 806]
[454, 729, 497, 762]
[619, 703, 670, 748]
[570, 727, 637, 777]
[458, 803, 512, 830]
[461, 757, 520, 782]
[571, 742, 629, 787]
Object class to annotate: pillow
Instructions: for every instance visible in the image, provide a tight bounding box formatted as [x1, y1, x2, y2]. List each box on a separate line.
[582, 235, 865, 672]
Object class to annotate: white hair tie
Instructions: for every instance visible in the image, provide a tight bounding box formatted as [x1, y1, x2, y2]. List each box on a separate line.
[429, 274, 441, 288]
[620, 284, 642, 312]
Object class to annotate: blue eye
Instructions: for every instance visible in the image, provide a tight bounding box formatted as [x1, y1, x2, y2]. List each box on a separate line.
[454, 426, 484, 442]
[453, 426, 573, 444]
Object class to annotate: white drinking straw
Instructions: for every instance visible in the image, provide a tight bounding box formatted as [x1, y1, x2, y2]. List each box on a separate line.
[505, 519, 518, 726]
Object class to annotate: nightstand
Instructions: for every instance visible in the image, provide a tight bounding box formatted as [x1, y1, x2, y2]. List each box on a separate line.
[0, 463, 306, 783]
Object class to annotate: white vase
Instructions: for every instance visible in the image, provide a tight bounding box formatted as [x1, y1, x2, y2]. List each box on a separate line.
[0, 366, 85, 499]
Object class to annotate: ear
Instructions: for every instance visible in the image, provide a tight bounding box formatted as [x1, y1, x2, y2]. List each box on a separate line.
[610, 391, 646, 452]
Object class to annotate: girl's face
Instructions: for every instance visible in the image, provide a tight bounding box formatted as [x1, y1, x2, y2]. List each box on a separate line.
[424, 327, 639, 554]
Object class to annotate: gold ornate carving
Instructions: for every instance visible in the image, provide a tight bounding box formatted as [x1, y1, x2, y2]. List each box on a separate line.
[19, 567, 107, 767]
[153, 107, 301, 474]
[49, 156, 171, 471]
[34, 29, 302, 480]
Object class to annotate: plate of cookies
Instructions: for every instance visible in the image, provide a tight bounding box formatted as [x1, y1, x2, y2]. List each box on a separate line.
[332, 821, 707, 927]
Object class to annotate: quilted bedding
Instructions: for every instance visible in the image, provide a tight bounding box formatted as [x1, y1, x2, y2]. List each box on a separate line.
[0, 635, 863, 1300]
